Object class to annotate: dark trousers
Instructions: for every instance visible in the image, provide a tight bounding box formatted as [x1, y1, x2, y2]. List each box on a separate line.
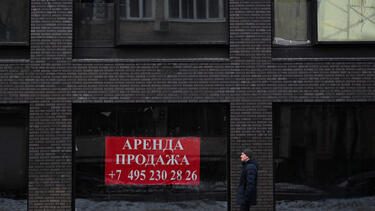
[240, 204, 250, 211]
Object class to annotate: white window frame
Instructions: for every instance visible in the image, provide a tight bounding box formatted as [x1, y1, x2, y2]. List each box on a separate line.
[119, 0, 155, 20]
[165, 0, 225, 22]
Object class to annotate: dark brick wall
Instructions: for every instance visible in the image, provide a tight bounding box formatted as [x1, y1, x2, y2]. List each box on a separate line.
[1, 0, 375, 210]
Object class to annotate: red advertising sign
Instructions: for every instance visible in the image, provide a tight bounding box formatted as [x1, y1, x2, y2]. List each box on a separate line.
[105, 137, 200, 185]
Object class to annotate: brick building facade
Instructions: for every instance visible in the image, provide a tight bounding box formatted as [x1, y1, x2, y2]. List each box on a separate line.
[1, 0, 375, 210]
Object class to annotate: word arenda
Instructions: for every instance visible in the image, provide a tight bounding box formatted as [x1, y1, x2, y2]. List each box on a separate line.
[108, 169, 198, 182]
[116, 154, 191, 166]
[121, 138, 185, 152]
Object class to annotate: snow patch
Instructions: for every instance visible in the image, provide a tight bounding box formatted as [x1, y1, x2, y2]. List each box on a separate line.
[1, 196, 375, 211]
[275, 183, 324, 193]
[75, 199, 227, 211]
[0, 198, 27, 211]
[276, 196, 375, 211]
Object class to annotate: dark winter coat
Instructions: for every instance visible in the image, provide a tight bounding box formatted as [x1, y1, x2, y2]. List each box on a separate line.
[237, 159, 258, 206]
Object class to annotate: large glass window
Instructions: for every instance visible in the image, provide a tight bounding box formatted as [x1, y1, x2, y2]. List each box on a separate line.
[74, 0, 228, 46]
[74, 0, 115, 46]
[73, 104, 228, 210]
[273, 0, 309, 45]
[0, 0, 29, 45]
[0, 105, 28, 211]
[117, 0, 227, 44]
[274, 0, 375, 45]
[318, 0, 375, 42]
[274, 104, 375, 210]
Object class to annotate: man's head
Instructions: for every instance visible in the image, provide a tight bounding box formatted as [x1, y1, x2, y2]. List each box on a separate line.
[241, 149, 253, 162]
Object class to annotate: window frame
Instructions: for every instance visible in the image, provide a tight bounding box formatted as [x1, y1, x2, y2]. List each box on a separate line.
[165, 0, 226, 22]
[272, 0, 375, 47]
[0, 0, 29, 46]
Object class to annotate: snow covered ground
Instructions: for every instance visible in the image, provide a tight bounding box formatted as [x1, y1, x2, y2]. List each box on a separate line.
[276, 196, 375, 211]
[2, 196, 375, 211]
[75, 199, 227, 211]
[0, 198, 26, 211]
[275, 182, 325, 193]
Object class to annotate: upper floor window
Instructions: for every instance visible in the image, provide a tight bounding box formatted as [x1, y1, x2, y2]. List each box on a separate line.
[0, 0, 29, 45]
[74, 0, 228, 46]
[273, 0, 375, 46]
[273, 0, 310, 45]
[318, 0, 375, 42]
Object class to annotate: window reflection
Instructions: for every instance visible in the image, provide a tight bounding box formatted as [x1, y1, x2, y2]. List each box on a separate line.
[75, 0, 115, 45]
[0, 0, 28, 44]
[0, 105, 28, 211]
[74, 0, 228, 46]
[273, 0, 309, 45]
[274, 104, 375, 210]
[318, 0, 375, 42]
[73, 104, 228, 210]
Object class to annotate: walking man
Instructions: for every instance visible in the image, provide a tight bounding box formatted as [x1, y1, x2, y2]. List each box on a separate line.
[237, 149, 258, 211]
